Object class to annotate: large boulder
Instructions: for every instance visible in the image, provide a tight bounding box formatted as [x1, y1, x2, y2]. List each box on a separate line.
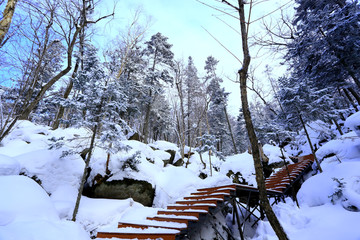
[84, 178, 155, 207]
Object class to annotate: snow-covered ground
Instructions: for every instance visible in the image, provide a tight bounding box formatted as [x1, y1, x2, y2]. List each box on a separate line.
[0, 113, 359, 239]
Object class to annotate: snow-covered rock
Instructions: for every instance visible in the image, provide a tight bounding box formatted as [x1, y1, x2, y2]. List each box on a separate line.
[345, 112, 360, 137]
[0, 175, 89, 240]
[0, 154, 20, 176]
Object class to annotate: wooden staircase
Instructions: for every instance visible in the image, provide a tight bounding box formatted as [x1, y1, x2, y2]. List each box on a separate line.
[96, 185, 235, 239]
[96, 154, 315, 239]
[265, 154, 314, 193]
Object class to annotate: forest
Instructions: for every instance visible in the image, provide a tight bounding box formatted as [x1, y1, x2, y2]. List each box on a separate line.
[0, 0, 360, 240]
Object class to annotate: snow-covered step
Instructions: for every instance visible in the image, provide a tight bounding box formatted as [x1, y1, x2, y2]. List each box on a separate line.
[176, 199, 221, 205]
[196, 184, 236, 192]
[158, 209, 207, 218]
[147, 214, 198, 224]
[117, 219, 187, 230]
[183, 193, 228, 200]
[97, 227, 179, 240]
[167, 203, 215, 211]
[190, 189, 233, 196]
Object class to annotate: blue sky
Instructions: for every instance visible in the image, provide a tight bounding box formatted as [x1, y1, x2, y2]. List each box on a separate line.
[95, 0, 295, 116]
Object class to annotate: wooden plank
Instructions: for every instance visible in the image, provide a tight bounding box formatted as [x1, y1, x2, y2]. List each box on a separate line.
[176, 199, 220, 205]
[191, 189, 232, 196]
[197, 184, 236, 192]
[184, 194, 226, 200]
[117, 221, 187, 230]
[97, 232, 177, 240]
[147, 216, 195, 224]
[167, 204, 211, 211]
[158, 210, 205, 218]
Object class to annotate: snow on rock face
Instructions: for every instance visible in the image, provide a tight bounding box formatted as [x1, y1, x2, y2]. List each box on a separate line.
[0, 175, 90, 240]
[220, 152, 257, 186]
[0, 154, 20, 176]
[344, 111, 360, 137]
[263, 144, 288, 164]
[297, 162, 360, 209]
[14, 149, 85, 194]
[149, 140, 178, 151]
[316, 131, 360, 161]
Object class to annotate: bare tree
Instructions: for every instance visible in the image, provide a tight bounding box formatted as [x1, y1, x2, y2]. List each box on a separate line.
[0, 0, 114, 143]
[220, 0, 289, 239]
[0, 0, 18, 47]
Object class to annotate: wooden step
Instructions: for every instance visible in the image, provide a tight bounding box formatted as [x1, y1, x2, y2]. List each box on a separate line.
[118, 220, 187, 230]
[97, 231, 178, 240]
[158, 210, 206, 218]
[184, 194, 227, 200]
[197, 185, 236, 192]
[147, 215, 197, 224]
[167, 204, 213, 211]
[190, 189, 232, 196]
[176, 199, 220, 205]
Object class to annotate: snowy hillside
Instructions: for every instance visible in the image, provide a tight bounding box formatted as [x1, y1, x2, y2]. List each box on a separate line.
[0, 112, 360, 240]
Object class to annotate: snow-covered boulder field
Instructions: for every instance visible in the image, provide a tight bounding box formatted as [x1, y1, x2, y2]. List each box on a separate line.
[0, 117, 360, 239]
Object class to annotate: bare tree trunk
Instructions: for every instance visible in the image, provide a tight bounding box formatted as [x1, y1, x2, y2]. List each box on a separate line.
[342, 88, 358, 111]
[234, 0, 289, 239]
[343, 88, 357, 111]
[224, 106, 238, 154]
[18, 24, 81, 121]
[72, 123, 98, 221]
[0, 0, 18, 47]
[298, 112, 323, 172]
[332, 118, 343, 135]
[205, 111, 212, 176]
[142, 102, 151, 144]
[347, 87, 360, 106]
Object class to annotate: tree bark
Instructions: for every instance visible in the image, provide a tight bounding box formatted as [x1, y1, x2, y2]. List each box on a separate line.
[347, 87, 360, 107]
[298, 112, 323, 172]
[224, 106, 238, 154]
[19, 24, 82, 120]
[235, 0, 289, 239]
[342, 88, 358, 111]
[142, 102, 151, 144]
[332, 118, 343, 135]
[72, 123, 98, 221]
[0, 0, 18, 47]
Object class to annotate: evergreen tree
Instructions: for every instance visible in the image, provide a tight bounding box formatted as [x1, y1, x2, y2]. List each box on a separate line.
[288, 0, 360, 90]
[142, 32, 174, 143]
[184, 56, 205, 147]
[204, 56, 229, 153]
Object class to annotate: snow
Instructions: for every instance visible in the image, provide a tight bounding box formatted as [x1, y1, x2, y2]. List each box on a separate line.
[0, 154, 20, 176]
[345, 111, 360, 137]
[0, 175, 89, 240]
[254, 116, 360, 240]
[263, 144, 290, 164]
[149, 140, 179, 151]
[0, 115, 360, 239]
[220, 152, 257, 186]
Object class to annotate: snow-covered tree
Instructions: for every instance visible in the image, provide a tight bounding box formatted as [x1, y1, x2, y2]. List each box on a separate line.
[287, 0, 360, 90]
[204, 56, 230, 153]
[142, 32, 174, 143]
[184, 56, 210, 149]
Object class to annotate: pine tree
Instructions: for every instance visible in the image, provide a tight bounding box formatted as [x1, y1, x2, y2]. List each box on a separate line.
[204, 56, 229, 153]
[288, 0, 360, 90]
[142, 32, 174, 143]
